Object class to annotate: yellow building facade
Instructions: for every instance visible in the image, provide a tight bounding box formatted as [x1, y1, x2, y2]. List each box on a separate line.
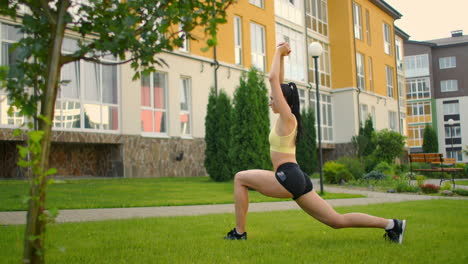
[328, 0, 405, 143]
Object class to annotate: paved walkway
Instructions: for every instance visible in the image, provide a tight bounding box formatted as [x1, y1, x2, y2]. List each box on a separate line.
[1, 181, 467, 225]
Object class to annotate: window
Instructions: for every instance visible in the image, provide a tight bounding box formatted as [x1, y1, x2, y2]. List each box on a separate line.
[180, 77, 192, 137]
[360, 104, 368, 124]
[353, 3, 362, 40]
[307, 37, 331, 88]
[386, 66, 394, 98]
[445, 125, 461, 138]
[383, 23, 392, 55]
[234, 16, 243, 65]
[395, 38, 403, 71]
[250, 22, 266, 71]
[356, 52, 365, 90]
[388, 111, 397, 131]
[305, 0, 328, 36]
[441, 80, 458, 92]
[406, 102, 431, 123]
[407, 125, 426, 147]
[276, 24, 305, 81]
[249, 0, 264, 8]
[299, 89, 306, 108]
[141, 72, 168, 135]
[368, 57, 373, 92]
[54, 38, 119, 131]
[443, 101, 459, 115]
[404, 54, 429, 78]
[447, 149, 463, 161]
[0, 23, 24, 127]
[439, 56, 456, 69]
[365, 9, 371, 45]
[406, 78, 430, 100]
[308, 92, 333, 142]
[178, 24, 189, 52]
[398, 75, 405, 106]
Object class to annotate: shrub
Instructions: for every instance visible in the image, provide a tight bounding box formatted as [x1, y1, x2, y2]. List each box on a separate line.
[373, 161, 394, 176]
[455, 163, 467, 176]
[394, 181, 418, 193]
[336, 156, 364, 180]
[395, 163, 409, 176]
[440, 181, 452, 191]
[453, 189, 468, 196]
[363, 154, 379, 173]
[230, 68, 271, 174]
[415, 175, 426, 187]
[422, 125, 439, 153]
[363, 170, 388, 181]
[374, 129, 406, 163]
[420, 183, 439, 194]
[323, 161, 353, 184]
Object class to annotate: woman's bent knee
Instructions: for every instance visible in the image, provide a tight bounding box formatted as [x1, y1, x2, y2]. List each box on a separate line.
[325, 216, 346, 229]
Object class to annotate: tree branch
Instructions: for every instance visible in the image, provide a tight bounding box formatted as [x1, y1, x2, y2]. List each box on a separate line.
[40, 0, 57, 25]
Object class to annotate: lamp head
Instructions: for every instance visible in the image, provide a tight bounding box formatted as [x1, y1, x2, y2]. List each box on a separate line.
[308, 42, 323, 57]
[448, 119, 455, 125]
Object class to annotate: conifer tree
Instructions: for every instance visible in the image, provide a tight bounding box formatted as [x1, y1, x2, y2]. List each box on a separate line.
[204, 89, 233, 182]
[422, 125, 439, 153]
[297, 107, 317, 174]
[230, 68, 270, 174]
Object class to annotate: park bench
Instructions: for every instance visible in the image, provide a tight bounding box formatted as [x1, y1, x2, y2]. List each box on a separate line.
[408, 153, 464, 188]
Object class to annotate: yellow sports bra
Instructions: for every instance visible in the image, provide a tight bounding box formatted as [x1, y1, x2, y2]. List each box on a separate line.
[269, 118, 297, 154]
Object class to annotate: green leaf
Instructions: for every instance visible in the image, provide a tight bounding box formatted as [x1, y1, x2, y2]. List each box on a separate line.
[44, 168, 57, 177]
[17, 145, 29, 159]
[28, 130, 44, 143]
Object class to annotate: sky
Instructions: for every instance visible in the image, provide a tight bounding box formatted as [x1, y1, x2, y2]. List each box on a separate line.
[384, 0, 468, 41]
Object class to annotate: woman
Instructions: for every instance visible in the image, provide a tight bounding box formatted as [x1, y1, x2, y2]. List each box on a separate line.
[224, 42, 406, 244]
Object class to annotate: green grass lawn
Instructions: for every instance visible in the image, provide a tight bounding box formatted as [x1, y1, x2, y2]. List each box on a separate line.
[456, 180, 468, 186]
[1, 200, 467, 264]
[0, 177, 363, 211]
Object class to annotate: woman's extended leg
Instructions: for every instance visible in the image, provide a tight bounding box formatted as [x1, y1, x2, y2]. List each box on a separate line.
[295, 190, 388, 229]
[234, 169, 293, 233]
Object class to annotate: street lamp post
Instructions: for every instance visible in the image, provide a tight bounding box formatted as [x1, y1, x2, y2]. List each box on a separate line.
[448, 119, 455, 159]
[309, 42, 324, 194]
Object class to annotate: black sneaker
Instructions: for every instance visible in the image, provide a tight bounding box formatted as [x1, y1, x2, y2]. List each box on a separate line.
[384, 219, 406, 244]
[224, 228, 247, 240]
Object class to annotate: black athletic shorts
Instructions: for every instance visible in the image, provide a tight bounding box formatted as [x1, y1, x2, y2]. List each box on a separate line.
[275, 162, 313, 200]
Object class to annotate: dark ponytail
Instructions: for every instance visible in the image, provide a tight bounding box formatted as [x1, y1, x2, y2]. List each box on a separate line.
[280, 82, 302, 143]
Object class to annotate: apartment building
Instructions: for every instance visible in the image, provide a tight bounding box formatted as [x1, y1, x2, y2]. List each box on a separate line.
[327, 0, 406, 157]
[404, 31, 468, 162]
[0, 1, 276, 178]
[0, 0, 408, 178]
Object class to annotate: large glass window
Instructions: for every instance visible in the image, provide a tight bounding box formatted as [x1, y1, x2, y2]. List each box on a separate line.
[368, 57, 373, 92]
[443, 101, 459, 115]
[353, 3, 362, 40]
[386, 65, 394, 98]
[305, 0, 328, 36]
[407, 125, 426, 147]
[445, 125, 461, 138]
[234, 16, 243, 65]
[250, 22, 266, 71]
[308, 37, 331, 88]
[383, 23, 392, 55]
[55, 38, 119, 131]
[439, 56, 456, 69]
[406, 78, 430, 100]
[407, 102, 431, 123]
[308, 92, 333, 142]
[440, 80, 458, 92]
[404, 54, 429, 78]
[180, 77, 192, 137]
[178, 24, 189, 52]
[141, 72, 168, 135]
[356, 52, 365, 90]
[360, 104, 368, 125]
[0, 23, 23, 127]
[276, 24, 305, 82]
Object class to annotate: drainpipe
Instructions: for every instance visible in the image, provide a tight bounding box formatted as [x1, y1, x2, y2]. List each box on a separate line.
[303, 0, 312, 92]
[212, 46, 219, 95]
[393, 26, 402, 134]
[350, 0, 361, 130]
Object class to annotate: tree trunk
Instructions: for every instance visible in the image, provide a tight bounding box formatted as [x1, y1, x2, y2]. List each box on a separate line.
[23, 2, 69, 263]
